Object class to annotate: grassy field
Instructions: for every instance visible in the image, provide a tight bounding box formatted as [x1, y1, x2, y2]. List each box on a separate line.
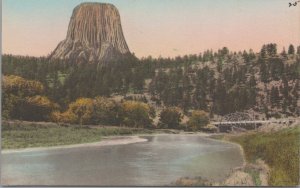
[1, 121, 158, 149]
[228, 126, 300, 186]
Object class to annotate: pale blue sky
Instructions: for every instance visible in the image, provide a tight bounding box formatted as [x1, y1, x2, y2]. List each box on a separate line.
[3, 0, 300, 57]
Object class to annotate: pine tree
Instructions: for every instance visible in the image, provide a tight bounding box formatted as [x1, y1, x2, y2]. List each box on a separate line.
[243, 50, 250, 64]
[282, 75, 289, 100]
[259, 58, 268, 83]
[281, 47, 287, 58]
[297, 46, 300, 55]
[248, 74, 257, 107]
[260, 45, 267, 58]
[266, 43, 277, 56]
[288, 44, 295, 55]
[263, 105, 270, 120]
[270, 86, 280, 107]
[282, 99, 287, 114]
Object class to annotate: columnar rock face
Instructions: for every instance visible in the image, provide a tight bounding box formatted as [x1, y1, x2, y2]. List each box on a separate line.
[50, 3, 130, 64]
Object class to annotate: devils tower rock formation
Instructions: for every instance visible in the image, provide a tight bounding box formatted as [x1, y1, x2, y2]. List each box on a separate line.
[50, 2, 130, 64]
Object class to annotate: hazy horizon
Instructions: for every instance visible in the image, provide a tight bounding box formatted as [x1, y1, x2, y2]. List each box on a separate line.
[3, 0, 300, 58]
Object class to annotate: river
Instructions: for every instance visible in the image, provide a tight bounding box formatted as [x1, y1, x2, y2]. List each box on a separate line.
[1, 134, 243, 186]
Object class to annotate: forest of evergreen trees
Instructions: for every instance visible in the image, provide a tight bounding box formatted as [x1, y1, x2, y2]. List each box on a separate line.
[2, 44, 299, 125]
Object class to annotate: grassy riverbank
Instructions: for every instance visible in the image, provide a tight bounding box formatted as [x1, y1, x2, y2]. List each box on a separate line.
[224, 126, 300, 186]
[1, 121, 164, 149]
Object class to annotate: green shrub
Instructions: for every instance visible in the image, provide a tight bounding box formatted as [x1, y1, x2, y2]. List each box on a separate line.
[187, 110, 209, 131]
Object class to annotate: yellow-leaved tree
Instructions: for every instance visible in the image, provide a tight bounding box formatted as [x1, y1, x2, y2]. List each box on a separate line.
[187, 110, 209, 131]
[2, 75, 46, 120]
[3, 75, 44, 96]
[122, 101, 153, 128]
[92, 96, 122, 125]
[60, 98, 94, 125]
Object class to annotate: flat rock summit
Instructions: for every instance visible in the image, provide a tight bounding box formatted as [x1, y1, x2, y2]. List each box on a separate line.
[50, 2, 130, 64]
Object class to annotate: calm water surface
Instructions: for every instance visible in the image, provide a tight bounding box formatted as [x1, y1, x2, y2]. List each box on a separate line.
[1, 134, 243, 186]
